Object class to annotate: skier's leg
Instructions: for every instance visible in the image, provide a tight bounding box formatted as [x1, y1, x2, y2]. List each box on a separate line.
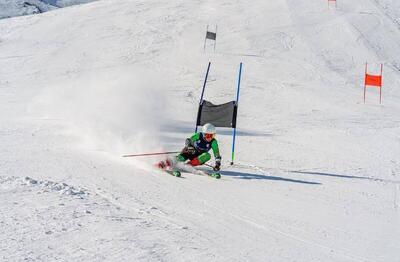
[168, 151, 192, 168]
[176, 154, 187, 162]
[176, 148, 196, 161]
[188, 152, 211, 166]
[198, 152, 211, 164]
[158, 151, 188, 169]
[176, 147, 198, 163]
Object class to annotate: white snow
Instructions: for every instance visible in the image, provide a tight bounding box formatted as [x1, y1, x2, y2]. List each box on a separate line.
[0, 0, 399, 261]
[0, 0, 96, 19]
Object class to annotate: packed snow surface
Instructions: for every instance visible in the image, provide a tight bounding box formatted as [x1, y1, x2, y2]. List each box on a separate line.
[0, 0, 399, 261]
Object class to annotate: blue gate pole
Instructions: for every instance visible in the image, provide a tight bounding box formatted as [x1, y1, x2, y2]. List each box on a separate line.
[195, 62, 211, 133]
[231, 62, 242, 165]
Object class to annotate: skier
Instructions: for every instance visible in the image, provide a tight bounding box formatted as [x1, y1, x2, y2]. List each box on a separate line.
[158, 123, 222, 171]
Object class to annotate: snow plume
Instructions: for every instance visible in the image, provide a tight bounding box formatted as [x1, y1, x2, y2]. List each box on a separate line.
[31, 66, 169, 155]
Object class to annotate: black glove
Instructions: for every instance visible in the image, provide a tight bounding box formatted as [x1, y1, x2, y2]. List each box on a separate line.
[214, 159, 221, 171]
[184, 146, 196, 155]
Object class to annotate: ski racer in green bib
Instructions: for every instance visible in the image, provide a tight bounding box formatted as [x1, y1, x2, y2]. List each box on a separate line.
[177, 123, 221, 171]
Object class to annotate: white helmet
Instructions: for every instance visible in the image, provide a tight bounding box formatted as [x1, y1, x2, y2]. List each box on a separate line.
[202, 123, 216, 134]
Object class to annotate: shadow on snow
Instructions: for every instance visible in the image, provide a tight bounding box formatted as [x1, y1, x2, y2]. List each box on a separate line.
[221, 170, 321, 185]
[290, 171, 400, 184]
[290, 171, 377, 181]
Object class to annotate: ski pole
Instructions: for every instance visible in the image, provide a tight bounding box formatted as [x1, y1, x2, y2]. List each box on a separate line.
[122, 151, 180, 157]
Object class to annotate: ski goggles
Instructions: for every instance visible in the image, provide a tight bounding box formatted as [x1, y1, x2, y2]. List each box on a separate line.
[204, 133, 215, 140]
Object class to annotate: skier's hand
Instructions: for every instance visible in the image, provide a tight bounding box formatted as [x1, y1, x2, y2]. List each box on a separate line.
[185, 146, 196, 155]
[214, 160, 221, 171]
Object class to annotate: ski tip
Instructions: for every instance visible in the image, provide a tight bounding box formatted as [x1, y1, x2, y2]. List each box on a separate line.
[211, 173, 221, 179]
[173, 171, 181, 177]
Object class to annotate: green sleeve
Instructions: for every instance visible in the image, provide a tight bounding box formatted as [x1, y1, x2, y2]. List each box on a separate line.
[211, 139, 221, 159]
[190, 133, 200, 143]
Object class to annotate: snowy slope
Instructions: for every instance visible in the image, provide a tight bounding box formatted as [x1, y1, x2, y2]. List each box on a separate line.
[0, 0, 399, 261]
[0, 0, 96, 19]
[0, 0, 55, 19]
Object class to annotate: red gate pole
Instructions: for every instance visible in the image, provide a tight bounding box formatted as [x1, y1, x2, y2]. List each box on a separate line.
[122, 151, 180, 157]
[364, 62, 367, 103]
[380, 63, 383, 104]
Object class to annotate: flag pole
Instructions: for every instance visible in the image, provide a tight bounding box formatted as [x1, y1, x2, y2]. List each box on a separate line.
[204, 25, 208, 52]
[231, 62, 242, 165]
[195, 62, 211, 133]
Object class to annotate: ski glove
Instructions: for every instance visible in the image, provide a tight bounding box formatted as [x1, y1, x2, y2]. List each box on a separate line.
[184, 146, 196, 155]
[214, 159, 221, 171]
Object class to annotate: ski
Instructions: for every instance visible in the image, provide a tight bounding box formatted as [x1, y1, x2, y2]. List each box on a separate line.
[197, 169, 221, 179]
[163, 170, 182, 177]
[155, 160, 220, 179]
[177, 163, 221, 179]
[207, 172, 221, 179]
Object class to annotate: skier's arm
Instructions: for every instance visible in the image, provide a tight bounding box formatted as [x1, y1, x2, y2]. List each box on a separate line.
[185, 133, 200, 147]
[211, 140, 221, 170]
[211, 139, 221, 162]
[184, 133, 201, 154]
